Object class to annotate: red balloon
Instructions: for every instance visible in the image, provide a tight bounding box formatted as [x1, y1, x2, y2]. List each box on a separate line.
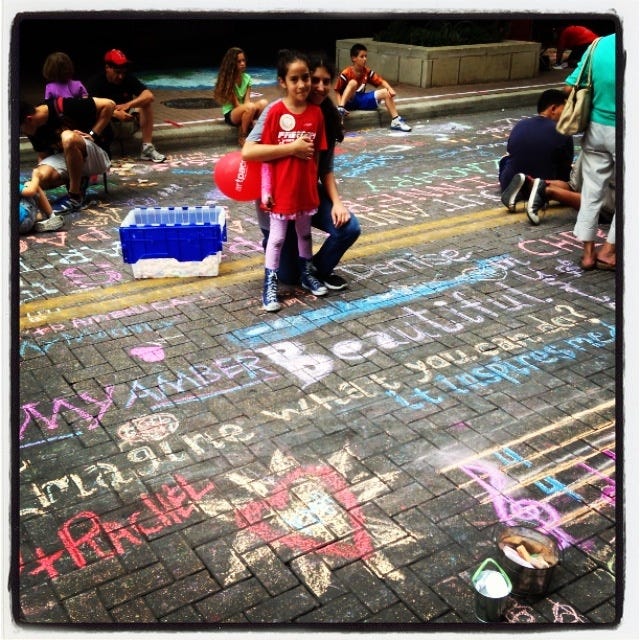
[213, 151, 261, 201]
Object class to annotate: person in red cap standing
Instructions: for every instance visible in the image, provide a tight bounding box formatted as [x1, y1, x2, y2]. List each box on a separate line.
[86, 48, 166, 162]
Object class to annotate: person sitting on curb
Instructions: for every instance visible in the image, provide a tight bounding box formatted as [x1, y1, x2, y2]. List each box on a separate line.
[19, 97, 114, 213]
[214, 47, 269, 147]
[43, 51, 88, 100]
[86, 49, 166, 163]
[498, 88, 573, 225]
[335, 42, 411, 132]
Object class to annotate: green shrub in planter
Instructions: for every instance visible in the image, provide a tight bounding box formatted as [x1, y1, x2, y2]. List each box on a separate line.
[374, 20, 507, 47]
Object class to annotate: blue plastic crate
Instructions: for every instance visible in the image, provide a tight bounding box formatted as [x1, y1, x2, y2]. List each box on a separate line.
[119, 206, 227, 264]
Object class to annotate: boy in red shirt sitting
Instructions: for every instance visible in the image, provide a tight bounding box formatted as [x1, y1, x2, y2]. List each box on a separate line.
[335, 43, 411, 132]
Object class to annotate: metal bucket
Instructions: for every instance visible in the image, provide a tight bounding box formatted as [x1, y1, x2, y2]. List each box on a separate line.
[472, 557, 512, 622]
[496, 524, 560, 597]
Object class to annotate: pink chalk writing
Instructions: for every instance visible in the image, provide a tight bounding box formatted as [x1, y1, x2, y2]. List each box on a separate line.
[63, 263, 123, 288]
[552, 601, 588, 623]
[24, 474, 214, 579]
[129, 343, 166, 363]
[23, 465, 373, 580]
[461, 460, 575, 549]
[77, 227, 113, 242]
[20, 386, 115, 441]
[116, 412, 179, 443]
[20, 233, 68, 255]
[577, 462, 615, 507]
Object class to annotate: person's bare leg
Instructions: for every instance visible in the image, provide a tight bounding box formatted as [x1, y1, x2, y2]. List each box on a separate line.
[580, 240, 597, 270]
[138, 104, 154, 144]
[60, 130, 86, 195]
[376, 88, 399, 119]
[31, 164, 64, 191]
[338, 79, 358, 108]
[546, 183, 581, 210]
[596, 241, 616, 267]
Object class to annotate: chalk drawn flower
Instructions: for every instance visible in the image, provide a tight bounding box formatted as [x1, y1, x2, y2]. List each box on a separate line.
[235, 464, 374, 560]
[117, 412, 179, 443]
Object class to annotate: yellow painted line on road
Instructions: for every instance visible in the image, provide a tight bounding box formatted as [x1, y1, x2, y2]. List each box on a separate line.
[349, 206, 521, 257]
[19, 206, 570, 331]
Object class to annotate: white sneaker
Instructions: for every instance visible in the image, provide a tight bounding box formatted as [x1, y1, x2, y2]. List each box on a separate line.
[526, 178, 546, 226]
[501, 173, 526, 212]
[390, 116, 411, 132]
[140, 144, 166, 163]
[34, 215, 64, 233]
[336, 106, 349, 122]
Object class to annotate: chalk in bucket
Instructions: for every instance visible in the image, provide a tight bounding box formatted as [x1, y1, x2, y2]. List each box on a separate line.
[496, 524, 560, 598]
[472, 557, 512, 622]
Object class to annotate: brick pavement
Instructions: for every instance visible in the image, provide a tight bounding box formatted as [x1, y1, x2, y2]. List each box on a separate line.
[13, 98, 621, 632]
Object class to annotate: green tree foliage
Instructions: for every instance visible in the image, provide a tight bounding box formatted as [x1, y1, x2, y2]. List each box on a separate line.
[374, 20, 507, 47]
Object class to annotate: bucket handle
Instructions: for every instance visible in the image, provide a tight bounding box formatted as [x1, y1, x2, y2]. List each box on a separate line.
[472, 557, 512, 591]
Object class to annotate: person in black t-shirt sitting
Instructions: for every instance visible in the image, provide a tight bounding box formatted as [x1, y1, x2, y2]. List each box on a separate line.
[19, 96, 114, 213]
[86, 49, 165, 163]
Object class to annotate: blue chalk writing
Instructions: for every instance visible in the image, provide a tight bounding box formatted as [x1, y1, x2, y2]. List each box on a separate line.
[20, 319, 177, 358]
[428, 324, 615, 397]
[229, 255, 512, 347]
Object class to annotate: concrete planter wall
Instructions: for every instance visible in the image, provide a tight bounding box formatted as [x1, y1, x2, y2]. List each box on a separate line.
[336, 37, 540, 88]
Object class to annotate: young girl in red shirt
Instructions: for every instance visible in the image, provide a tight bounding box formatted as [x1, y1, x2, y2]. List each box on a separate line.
[259, 50, 328, 312]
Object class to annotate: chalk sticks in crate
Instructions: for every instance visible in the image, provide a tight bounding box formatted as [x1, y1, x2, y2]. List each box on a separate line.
[119, 205, 227, 278]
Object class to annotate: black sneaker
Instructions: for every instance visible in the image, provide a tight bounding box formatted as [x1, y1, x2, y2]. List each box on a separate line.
[52, 194, 84, 215]
[501, 173, 526, 212]
[526, 178, 547, 225]
[262, 268, 281, 312]
[322, 273, 348, 291]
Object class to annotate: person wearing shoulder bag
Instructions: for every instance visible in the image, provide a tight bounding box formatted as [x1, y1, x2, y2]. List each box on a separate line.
[563, 33, 617, 271]
[556, 38, 600, 137]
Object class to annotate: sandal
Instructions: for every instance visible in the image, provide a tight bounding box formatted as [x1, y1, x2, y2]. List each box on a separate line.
[579, 260, 596, 271]
[595, 260, 616, 271]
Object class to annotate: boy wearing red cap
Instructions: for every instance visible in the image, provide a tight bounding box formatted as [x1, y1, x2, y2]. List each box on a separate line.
[86, 49, 166, 162]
